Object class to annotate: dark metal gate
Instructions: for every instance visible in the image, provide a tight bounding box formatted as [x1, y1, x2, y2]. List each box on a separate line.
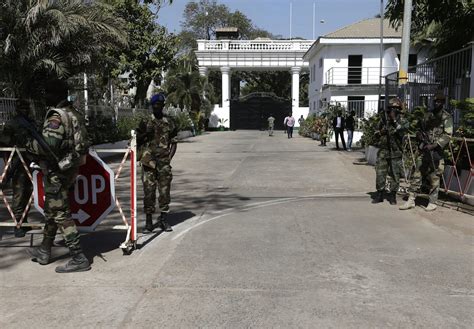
[230, 93, 290, 130]
[384, 44, 473, 118]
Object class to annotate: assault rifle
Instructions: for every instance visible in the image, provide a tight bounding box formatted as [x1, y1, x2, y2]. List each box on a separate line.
[382, 108, 395, 179]
[16, 114, 61, 170]
[416, 129, 442, 170]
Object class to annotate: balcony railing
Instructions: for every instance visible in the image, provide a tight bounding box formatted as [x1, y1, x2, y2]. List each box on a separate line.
[197, 40, 314, 52]
[325, 67, 398, 85]
[323, 100, 381, 121]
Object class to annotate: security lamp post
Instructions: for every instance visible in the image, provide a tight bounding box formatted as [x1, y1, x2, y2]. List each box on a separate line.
[378, 0, 384, 112]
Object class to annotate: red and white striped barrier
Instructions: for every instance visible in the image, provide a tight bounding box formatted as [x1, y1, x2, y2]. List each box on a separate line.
[0, 131, 139, 254]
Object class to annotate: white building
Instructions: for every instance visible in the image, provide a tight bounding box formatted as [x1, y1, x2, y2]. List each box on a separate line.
[195, 39, 314, 128]
[304, 18, 429, 119]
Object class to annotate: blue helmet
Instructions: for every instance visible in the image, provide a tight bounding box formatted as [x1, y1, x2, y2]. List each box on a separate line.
[150, 93, 166, 105]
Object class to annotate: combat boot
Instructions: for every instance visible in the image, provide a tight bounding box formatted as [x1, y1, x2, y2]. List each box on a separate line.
[423, 203, 437, 212]
[399, 195, 416, 210]
[387, 192, 397, 205]
[158, 213, 173, 232]
[144, 213, 154, 232]
[371, 191, 384, 204]
[27, 238, 53, 265]
[55, 252, 91, 273]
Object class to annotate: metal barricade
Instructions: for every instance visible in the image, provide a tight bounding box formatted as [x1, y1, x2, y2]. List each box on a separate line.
[401, 135, 473, 205]
[0, 131, 139, 254]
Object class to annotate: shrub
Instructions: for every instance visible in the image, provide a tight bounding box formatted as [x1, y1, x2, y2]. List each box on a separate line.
[116, 114, 147, 141]
[87, 113, 119, 145]
[359, 114, 380, 148]
[452, 98, 474, 138]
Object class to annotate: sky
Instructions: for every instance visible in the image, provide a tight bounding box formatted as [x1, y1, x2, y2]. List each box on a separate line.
[157, 0, 383, 40]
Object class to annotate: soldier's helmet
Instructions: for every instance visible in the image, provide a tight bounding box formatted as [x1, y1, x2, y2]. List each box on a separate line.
[16, 99, 30, 116]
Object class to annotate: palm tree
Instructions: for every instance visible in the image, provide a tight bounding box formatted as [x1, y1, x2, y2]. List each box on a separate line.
[164, 53, 215, 121]
[0, 0, 127, 98]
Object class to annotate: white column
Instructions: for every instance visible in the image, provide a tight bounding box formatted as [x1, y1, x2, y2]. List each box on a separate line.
[291, 66, 301, 113]
[219, 67, 231, 128]
[221, 67, 231, 109]
[198, 66, 208, 77]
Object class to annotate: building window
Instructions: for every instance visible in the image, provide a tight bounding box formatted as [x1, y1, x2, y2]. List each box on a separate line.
[397, 54, 418, 73]
[348, 55, 363, 84]
[319, 57, 323, 68]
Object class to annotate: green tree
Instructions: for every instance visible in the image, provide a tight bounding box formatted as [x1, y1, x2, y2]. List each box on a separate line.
[239, 71, 309, 106]
[386, 0, 474, 56]
[178, 0, 273, 50]
[0, 0, 127, 99]
[103, 0, 178, 106]
[164, 54, 214, 119]
[178, 0, 306, 104]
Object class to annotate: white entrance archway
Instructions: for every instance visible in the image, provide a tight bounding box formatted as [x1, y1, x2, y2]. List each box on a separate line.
[195, 39, 313, 127]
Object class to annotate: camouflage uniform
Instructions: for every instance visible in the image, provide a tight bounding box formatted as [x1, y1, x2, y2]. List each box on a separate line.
[408, 110, 453, 204]
[267, 116, 275, 136]
[137, 114, 178, 214]
[0, 112, 34, 227]
[374, 116, 408, 194]
[28, 104, 89, 255]
[320, 116, 329, 146]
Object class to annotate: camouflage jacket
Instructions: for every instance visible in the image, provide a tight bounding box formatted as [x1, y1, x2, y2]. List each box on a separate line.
[137, 115, 178, 168]
[376, 116, 409, 158]
[420, 110, 453, 150]
[27, 105, 89, 171]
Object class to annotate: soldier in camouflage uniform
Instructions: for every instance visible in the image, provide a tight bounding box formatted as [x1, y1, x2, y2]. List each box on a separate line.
[27, 80, 91, 273]
[400, 91, 453, 212]
[137, 93, 178, 232]
[372, 98, 408, 205]
[0, 99, 34, 237]
[319, 114, 329, 146]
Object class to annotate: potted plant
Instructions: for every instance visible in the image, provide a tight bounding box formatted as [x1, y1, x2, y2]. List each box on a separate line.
[218, 118, 228, 131]
[360, 114, 380, 165]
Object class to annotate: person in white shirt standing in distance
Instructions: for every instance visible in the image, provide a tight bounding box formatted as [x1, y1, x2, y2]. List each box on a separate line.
[267, 114, 275, 136]
[284, 113, 295, 139]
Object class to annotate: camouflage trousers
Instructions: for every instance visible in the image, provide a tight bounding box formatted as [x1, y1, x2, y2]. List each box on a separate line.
[375, 150, 402, 193]
[268, 125, 274, 136]
[142, 159, 173, 214]
[42, 168, 81, 254]
[12, 165, 33, 222]
[408, 152, 444, 203]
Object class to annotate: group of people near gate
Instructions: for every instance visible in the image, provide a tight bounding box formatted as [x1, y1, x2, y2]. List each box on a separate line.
[267, 111, 357, 151]
[263, 92, 452, 212]
[0, 84, 455, 273]
[371, 92, 452, 212]
[266, 113, 297, 138]
[0, 84, 177, 273]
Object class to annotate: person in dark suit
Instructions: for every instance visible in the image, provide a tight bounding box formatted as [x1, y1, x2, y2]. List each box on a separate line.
[332, 111, 347, 150]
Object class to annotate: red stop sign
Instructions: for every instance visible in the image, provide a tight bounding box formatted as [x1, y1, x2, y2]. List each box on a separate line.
[33, 150, 116, 232]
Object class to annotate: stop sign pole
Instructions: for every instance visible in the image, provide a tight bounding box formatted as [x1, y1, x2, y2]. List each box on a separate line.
[128, 130, 138, 250]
